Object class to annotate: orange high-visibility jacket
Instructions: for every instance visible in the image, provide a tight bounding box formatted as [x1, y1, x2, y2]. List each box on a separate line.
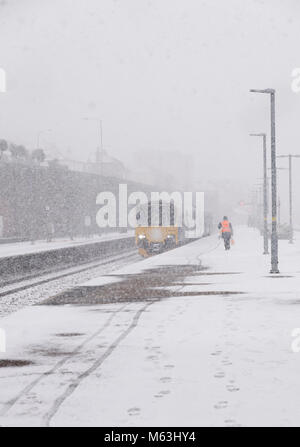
[221, 220, 231, 233]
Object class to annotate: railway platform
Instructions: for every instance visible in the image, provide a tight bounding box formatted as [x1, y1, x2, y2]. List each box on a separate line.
[0, 231, 134, 259]
[1, 227, 300, 427]
[0, 232, 135, 284]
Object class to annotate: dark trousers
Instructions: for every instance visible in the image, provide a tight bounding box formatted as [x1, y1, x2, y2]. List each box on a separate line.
[222, 232, 231, 250]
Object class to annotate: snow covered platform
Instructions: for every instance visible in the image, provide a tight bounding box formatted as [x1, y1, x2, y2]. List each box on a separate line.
[0, 232, 135, 282]
[0, 232, 134, 260]
[1, 227, 300, 427]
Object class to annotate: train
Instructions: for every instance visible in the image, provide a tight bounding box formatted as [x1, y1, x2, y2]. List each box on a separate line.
[135, 199, 214, 257]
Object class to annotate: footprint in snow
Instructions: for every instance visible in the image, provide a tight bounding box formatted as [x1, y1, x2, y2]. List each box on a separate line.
[221, 359, 233, 366]
[214, 401, 228, 410]
[154, 390, 170, 398]
[128, 407, 141, 416]
[211, 350, 222, 357]
[160, 377, 172, 383]
[225, 419, 241, 427]
[214, 371, 226, 379]
[226, 384, 240, 392]
[146, 355, 158, 361]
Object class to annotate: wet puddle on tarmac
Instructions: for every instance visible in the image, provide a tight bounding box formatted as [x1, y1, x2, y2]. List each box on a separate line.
[0, 359, 34, 368]
[42, 265, 244, 305]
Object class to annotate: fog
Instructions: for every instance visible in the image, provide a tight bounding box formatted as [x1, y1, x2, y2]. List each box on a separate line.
[2, 2, 300, 427]
[1, 0, 300, 222]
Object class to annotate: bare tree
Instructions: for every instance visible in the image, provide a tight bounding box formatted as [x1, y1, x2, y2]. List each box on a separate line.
[9, 144, 29, 161]
[31, 148, 46, 164]
[0, 139, 8, 160]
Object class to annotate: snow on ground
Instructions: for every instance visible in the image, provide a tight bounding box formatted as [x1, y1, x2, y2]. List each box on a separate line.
[0, 252, 140, 318]
[0, 231, 134, 259]
[1, 227, 300, 427]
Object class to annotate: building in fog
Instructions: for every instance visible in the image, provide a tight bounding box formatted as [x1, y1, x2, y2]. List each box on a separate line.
[58, 149, 126, 179]
[126, 150, 196, 191]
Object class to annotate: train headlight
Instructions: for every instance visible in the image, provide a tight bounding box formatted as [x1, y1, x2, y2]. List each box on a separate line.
[138, 234, 146, 240]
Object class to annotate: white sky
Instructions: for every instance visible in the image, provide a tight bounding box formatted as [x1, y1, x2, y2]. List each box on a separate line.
[1, 0, 300, 220]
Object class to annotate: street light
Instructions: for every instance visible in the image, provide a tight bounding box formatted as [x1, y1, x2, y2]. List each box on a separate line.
[268, 167, 288, 228]
[251, 185, 263, 231]
[250, 133, 269, 254]
[250, 88, 279, 273]
[0, 68, 6, 93]
[277, 155, 300, 243]
[83, 118, 103, 176]
[37, 129, 52, 150]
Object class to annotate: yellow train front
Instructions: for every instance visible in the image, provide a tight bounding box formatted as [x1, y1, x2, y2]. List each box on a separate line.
[136, 226, 183, 257]
[135, 200, 185, 257]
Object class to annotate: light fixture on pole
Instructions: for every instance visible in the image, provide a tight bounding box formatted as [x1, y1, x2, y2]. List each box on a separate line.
[37, 129, 52, 150]
[268, 166, 288, 229]
[250, 88, 279, 273]
[277, 155, 300, 244]
[83, 118, 103, 176]
[250, 133, 269, 255]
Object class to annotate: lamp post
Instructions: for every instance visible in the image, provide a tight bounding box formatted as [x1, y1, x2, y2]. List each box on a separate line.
[250, 88, 279, 274]
[0, 68, 6, 240]
[37, 129, 52, 150]
[250, 185, 262, 229]
[250, 133, 269, 254]
[0, 67, 6, 93]
[277, 155, 300, 244]
[268, 166, 288, 230]
[83, 118, 103, 176]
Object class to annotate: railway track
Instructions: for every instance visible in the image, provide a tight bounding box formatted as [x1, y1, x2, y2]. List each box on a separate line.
[0, 249, 140, 318]
[0, 234, 204, 318]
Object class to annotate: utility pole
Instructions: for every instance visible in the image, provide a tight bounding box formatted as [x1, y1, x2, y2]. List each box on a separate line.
[37, 129, 52, 150]
[268, 166, 287, 233]
[0, 68, 6, 94]
[277, 154, 300, 244]
[99, 120, 103, 177]
[289, 155, 292, 242]
[250, 133, 269, 254]
[83, 118, 103, 177]
[250, 89, 279, 274]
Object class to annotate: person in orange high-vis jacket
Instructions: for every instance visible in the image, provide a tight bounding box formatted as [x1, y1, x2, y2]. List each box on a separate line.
[218, 216, 233, 250]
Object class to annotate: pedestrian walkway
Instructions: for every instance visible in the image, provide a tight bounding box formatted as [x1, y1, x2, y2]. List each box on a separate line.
[1, 227, 300, 427]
